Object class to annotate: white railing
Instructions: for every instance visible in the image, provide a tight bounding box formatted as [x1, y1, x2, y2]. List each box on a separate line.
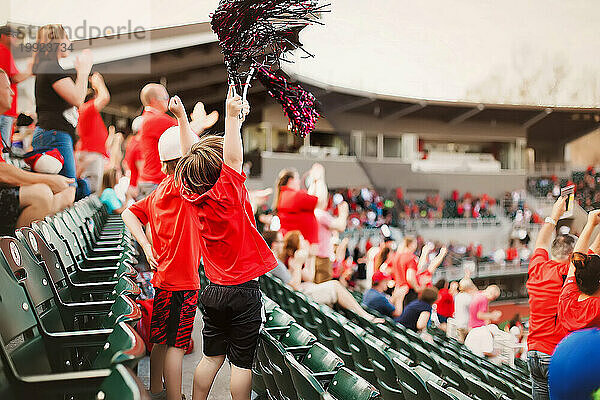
[403, 217, 502, 230]
[434, 261, 528, 281]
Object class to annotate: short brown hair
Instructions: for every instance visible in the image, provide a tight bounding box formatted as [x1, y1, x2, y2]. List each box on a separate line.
[175, 135, 224, 195]
[162, 158, 180, 175]
[420, 287, 439, 305]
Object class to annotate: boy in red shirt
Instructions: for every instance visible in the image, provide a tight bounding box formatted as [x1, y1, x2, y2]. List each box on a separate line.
[169, 90, 276, 400]
[122, 121, 210, 400]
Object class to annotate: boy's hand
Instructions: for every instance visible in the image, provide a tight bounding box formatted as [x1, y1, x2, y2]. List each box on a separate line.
[168, 95, 186, 119]
[588, 209, 600, 226]
[192, 101, 219, 130]
[225, 86, 249, 119]
[142, 242, 159, 270]
[89, 72, 104, 89]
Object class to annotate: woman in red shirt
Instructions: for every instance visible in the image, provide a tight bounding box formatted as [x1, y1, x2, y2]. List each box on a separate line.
[558, 209, 600, 332]
[273, 168, 320, 243]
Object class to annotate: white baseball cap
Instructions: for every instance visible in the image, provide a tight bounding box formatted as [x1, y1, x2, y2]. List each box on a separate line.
[158, 126, 199, 161]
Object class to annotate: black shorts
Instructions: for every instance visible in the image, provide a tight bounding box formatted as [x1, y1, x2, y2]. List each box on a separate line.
[200, 280, 262, 369]
[0, 186, 20, 236]
[150, 288, 198, 349]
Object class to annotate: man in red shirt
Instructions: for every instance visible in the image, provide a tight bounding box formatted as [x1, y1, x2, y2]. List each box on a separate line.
[0, 25, 32, 146]
[526, 196, 572, 400]
[137, 83, 218, 199]
[76, 72, 110, 193]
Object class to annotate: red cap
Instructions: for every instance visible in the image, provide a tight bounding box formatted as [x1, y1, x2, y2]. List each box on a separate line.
[372, 271, 391, 285]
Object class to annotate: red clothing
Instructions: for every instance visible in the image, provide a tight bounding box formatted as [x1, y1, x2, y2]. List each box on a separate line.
[128, 175, 201, 291]
[392, 252, 418, 288]
[506, 247, 518, 261]
[0, 43, 18, 117]
[125, 135, 142, 187]
[435, 288, 454, 318]
[469, 292, 489, 329]
[77, 100, 109, 157]
[180, 163, 277, 285]
[139, 107, 177, 184]
[416, 270, 432, 287]
[526, 248, 569, 354]
[276, 186, 319, 243]
[558, 279, 600, 332]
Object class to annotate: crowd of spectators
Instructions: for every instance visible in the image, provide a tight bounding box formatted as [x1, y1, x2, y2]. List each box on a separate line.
[527, 167, 600, 212]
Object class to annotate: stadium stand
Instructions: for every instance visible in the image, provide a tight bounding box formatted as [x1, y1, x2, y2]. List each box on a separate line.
[0, 194, 149, 399]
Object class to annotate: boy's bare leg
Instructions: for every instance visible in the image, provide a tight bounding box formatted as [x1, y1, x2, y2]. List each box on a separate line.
[150, 344, 167, 395]
[230, 365, 252, 400]
[164, 346, 186, 400]
[192, 355, 226, 400]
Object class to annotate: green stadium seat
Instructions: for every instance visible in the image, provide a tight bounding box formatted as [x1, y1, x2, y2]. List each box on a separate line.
[363, 335, 404, 400]
[412, 343, 442, 376]
[285, 352, 328, 400]
[341, 323, 378, 385]
[255, 337, 280, 400]
[486, 372, 515, 398]
[259, 330, 298, 400]
[390, 357, 433, 400]
[301, 342, 344, 377]
[264, 307, 295, 335]
[461, 358, 488, 382]
[278, 322, 317, 353]
[438, 359, 469, 393]
[327, 367, 382, 400]
[308, 302, 336, 351]
[465, 375, 509, 400]
[427, 381, 473, 400]
[321, 308, 355, 369]
[95, 364, 150, 400]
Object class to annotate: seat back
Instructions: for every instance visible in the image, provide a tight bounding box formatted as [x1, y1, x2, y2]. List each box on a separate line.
[438, 359, 468, 392]
[45, 215, 85, 263]
[264, 307, 295, 329]
[96, 364, 151, 400]
[322, 309, 355, 369]
[92, 322, 145, 369]
[427, 381, 459, 400]
[280, 323, 317, 348]
[363, 336, 399, 387]
[31, 220, 80, 276]
[302, 342, 343, 374]
[465, 376, 498, 400]
[101, 294, 142, 329]
[110, 276, 141, 301]
[284, 353, 325, 400]
[0, 252, 52, 376]
[342, 323, 377, 385]
[390, 357, 429, 400]
[0, 236, 66, 333]
[327, 367, 381, 400]
[260, 330, 297, 400]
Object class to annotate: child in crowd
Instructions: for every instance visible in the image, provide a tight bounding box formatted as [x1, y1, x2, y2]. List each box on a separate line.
[122, 124, 203, 400]
[99, 168, 126, 214]
[169, 88, 277, 400]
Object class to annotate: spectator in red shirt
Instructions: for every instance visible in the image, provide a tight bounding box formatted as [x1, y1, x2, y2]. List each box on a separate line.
[170, 91, 276, 400]
[468, 285, 501, 329]
[0, 25, 32, 146]
[76, 72, 110, 193]
[273, 168, 320, 244]
[434, 279, 454, 330]
[137, 83, 218, 199]
[558, 209, 600, 334]
[526, 196, 572, 400]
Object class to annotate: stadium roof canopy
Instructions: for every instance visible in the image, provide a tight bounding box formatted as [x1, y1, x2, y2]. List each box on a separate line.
[6, 0, 600, 147]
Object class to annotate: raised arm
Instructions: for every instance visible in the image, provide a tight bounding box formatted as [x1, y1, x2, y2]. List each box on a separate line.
[567, 209, 600, 278]
[168, 96, 197, 156]
[427, 247, 448, 274]
[534, 196, 566, 251]
[53, 49, 93, 108]
[223, 86, 249, 173]
[90, 72, 110, 111]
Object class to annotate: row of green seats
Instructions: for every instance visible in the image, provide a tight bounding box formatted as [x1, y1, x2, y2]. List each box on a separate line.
[261, 274, 533, 400]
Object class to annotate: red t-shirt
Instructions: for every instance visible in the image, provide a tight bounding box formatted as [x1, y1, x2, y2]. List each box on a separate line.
[0, 43, 18, 117]
[276, 186, 319, 244]
[469, 292, 489, 329]
[558, 279, 600, 332]
[125, 135, 142, 187]
[139, 107, 177, 184]
[435, 288, 454, 318]
[128, 175, 201, 291]
[77, 100, 109, 157]
[526, 248, 569, 354]
[180, 163, 277, 285]
[392, 252, 418, 288]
